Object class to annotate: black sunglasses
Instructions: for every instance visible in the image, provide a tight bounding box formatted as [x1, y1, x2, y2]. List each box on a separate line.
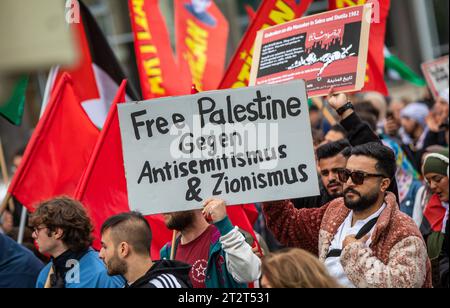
[338, 169, 386, 185]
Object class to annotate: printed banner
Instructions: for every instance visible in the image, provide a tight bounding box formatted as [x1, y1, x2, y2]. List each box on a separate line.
[219, 0, 314, 90]
[329, 0, 391, 95]
[250, 5, 372, 97]
[421, 56, 449, 100]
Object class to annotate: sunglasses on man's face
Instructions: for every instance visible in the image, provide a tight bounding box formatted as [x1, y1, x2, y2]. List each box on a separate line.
[338, 169, 386, 185]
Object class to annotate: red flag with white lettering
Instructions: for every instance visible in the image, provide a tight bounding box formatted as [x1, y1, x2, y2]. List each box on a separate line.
[220, 0, 313, 89]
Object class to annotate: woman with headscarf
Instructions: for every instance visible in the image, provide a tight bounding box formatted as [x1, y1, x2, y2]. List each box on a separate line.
[421, 148, 449, 287]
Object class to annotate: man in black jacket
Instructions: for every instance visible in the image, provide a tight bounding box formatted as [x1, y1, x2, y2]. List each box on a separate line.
[327, 89, 399, 201]
[99, 212, 192, 288]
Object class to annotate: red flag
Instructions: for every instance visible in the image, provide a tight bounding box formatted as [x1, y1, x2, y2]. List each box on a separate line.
[219, 0, 313, 89]
[245, 5, 257, 23]
[175, 0, 229, 92]
[329, 0, 390, 95]
[128, 0, 190, 99]
[74, 80, 173, 259]
[8, 74, 99, 211]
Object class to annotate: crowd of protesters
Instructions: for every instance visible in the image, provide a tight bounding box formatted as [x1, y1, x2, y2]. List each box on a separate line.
[0, 85, 449, 289]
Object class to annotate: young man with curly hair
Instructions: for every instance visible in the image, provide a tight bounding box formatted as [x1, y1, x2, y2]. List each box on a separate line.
[31, 197, 123, 288]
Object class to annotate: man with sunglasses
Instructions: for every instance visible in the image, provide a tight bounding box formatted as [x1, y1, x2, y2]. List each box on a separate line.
[263, 142, 431, 288]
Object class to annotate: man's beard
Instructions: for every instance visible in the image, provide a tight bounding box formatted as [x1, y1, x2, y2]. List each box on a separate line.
[327, 180, 343, 199]
[165, 211, 195, 231]
[344, 188, 379, 212]
[107, 252, 127, 276]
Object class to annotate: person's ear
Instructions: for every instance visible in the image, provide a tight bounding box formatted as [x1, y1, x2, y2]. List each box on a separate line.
[118, 242, 129, 258]
[53, 228, 64, 240]
[380, 178, 391, 192]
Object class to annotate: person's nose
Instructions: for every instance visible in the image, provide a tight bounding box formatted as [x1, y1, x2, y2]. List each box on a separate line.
[429, 180, 438, 192]
[99, 248, 105, 260]
[328, 172, 337, 182]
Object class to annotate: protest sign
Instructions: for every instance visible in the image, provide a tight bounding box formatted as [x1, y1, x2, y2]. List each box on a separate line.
[118, 80, 319, 215]
[421, 56, 449, 100]
[250, 5, 372, 97]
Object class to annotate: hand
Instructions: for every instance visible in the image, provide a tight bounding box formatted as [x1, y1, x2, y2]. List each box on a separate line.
[327, 86, 349, 111]
[202, 198, 227, 224]
[426, 112, 441, 133]
[384, 118, 399, 136]
[252, 245, 263, 259]
[342, 234, 370, 249]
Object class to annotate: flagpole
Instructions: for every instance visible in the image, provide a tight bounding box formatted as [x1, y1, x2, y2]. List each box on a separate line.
[312, 97, 337, 126]
[17, 206, 27, 244]
[0, 193, 10, 217]
[170, 230, 178, 260]
[0, 138, 14, 215]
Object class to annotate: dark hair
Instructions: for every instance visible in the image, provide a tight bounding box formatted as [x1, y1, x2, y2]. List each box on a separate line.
[354, 101, 380, 120]
[357, 112, 378, 132]
[350, 142, 396, 179]
[329, 124, 346, 136]
[29, 197, 93, 252]
[309, 104, 319, 112]
[14, 146, 26, 158]
[311, 128, 324, 146]
[316, 139, 352, 160]
[101, 212, 152, 256]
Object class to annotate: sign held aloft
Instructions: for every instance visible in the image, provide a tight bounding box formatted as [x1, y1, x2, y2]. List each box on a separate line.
[421, 56, 449, 100]
[250, 5, 372, 97]
[118, 80, 319, 215]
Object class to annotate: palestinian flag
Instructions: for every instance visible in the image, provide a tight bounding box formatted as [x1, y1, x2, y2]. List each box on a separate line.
[48, 0, 139, 129]
[385, 47, 426, 86]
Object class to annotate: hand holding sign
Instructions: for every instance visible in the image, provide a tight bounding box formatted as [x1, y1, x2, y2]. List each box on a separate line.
[202, 198, 227, 224]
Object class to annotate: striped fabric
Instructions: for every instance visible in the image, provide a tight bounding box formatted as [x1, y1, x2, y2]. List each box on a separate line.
[148, 274, 182, 288]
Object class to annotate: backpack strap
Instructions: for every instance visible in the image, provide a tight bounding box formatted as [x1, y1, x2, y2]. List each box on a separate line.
[326, 216, 378, 259]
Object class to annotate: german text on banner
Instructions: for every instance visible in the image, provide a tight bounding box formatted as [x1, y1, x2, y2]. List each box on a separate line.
[219, 0, 313, 90]
[329, 0, 391, 95]
[118, 80, 319, 215]
[175, 0, 229, 92]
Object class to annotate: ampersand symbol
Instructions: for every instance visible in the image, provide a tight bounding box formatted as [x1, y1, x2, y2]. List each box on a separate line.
[185, 177, 202, 202]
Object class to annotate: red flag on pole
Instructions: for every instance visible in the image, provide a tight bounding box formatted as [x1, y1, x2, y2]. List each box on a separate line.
[328, 0, 390, 95]
[175, 0, 229, 92]
[8, 73, 99, 211]
[128, 0, 190, 99]
[74, 80, 173, 259]
[219, 0, 314, 90]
